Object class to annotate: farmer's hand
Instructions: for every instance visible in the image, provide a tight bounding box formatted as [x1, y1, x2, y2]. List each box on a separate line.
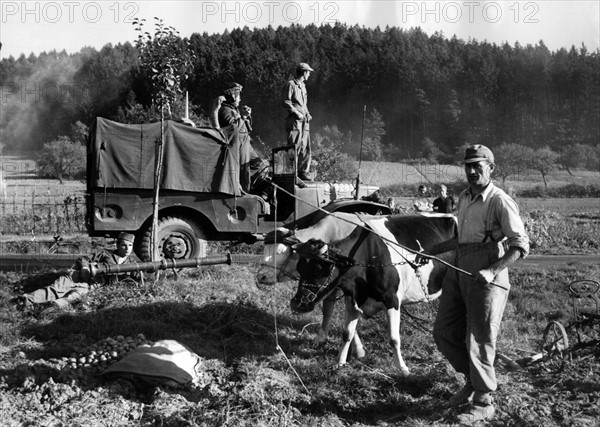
[476, 268, 496, 286]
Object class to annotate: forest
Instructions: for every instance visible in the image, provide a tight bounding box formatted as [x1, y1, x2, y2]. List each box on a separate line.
[1, 23, 599, 163]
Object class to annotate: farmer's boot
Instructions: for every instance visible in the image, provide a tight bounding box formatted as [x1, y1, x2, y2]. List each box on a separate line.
[456, 402, 495, 424]
[449, 381, 474, 407]
[457, 394, 495, 424]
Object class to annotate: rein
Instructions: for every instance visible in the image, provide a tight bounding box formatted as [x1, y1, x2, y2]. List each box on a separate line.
[269, 182, 472, 277]
[294, 226, 441, 312]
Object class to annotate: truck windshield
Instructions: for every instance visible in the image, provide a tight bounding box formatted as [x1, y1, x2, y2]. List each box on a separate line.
[272, 145, 296, 176]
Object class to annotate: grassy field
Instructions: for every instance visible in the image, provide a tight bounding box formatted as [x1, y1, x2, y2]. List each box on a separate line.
[3, 158, 599, 197]
[0, 259, 598, 426]
[358, 161, 600, 191]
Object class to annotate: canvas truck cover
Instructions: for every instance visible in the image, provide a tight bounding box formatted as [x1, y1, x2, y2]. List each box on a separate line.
[89, 117, 241, 196]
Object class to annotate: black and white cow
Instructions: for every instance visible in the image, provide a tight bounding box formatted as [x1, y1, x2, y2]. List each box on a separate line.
[289, 214, 457, 376]
[256, 212, 368, 354]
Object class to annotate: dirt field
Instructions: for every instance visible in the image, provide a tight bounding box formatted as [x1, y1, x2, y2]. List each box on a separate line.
[0, 259, 599, 426]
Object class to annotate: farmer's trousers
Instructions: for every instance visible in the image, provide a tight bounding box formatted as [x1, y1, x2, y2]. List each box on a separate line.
[433, 242, 509, 404]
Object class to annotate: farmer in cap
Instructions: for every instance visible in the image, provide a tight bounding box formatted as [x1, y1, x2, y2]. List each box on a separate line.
[16, 232, 142, 309]
[213, 82, 254, 192]
[418, 144, 529, 423]
[283, 62, 314, 182]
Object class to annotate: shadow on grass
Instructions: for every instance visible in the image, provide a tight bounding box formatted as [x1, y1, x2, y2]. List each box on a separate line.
[0, 300, 312, 402]
[20, 300, 309, 362]
[302, 369, 452, 425]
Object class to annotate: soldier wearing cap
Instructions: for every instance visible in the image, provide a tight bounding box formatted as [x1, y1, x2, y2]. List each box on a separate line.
[16, 232, 142, 309]
[418, 144, 529, 423]
[282, 62, 314, 181]
[212, 82, 254, 192]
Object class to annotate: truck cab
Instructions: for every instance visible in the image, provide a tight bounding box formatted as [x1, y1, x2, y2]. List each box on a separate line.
[86, 118, 388, 261]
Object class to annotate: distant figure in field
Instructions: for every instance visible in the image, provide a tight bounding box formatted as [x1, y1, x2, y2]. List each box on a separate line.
[0, 169, 5, 198]
[432, 184, 455, 213]
[413, 184, 433, 212]
[387, 197, 401, 214]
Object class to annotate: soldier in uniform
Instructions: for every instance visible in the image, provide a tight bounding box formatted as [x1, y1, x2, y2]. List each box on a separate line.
[283, 62, 314, 182]
[17, 233, 142, 309]
[214, 82, 253, 193]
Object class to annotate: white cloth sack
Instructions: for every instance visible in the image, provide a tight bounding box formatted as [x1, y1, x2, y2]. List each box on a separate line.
[101, 339, 202, 387]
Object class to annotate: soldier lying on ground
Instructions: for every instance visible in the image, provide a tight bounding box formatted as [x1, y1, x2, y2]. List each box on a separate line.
[13, 232, 143, 309]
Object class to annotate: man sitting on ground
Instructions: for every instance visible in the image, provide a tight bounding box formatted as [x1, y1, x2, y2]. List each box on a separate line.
[15, 233, 142, 309]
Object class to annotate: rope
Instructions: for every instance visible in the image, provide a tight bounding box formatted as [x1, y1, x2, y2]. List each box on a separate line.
[400, 306, 435, 334]
[269, 182, 473, 277]
[268, 185, 312, 397]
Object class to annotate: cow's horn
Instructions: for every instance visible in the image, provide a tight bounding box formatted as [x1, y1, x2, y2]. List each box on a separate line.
[276, 227, 292, 236]
[416, 239, 424, 251]
[318, 244, 328, 254]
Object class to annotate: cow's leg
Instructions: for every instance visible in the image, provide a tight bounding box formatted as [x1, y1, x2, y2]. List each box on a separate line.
[318, 292, 365, 359]
[352, 331, 366, 359]
[338, 296, 361, 366]
[388, 307, 410, 376]
[317, 293, 336, 343]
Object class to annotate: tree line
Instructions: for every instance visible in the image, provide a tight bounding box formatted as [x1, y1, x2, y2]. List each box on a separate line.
[1, 23, 598, 174]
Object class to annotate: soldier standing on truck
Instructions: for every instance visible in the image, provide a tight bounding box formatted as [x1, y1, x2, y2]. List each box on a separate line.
[283, 62, 314, 183]
[213, 82, 253, 193]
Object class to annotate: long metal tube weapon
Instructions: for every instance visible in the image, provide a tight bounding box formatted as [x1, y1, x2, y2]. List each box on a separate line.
[89, 254, 232, 278]
[354, 105, 367, 200]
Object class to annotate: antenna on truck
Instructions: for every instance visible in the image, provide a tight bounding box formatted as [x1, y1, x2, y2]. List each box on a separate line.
[354, 105, 366, 200]
[185, 91, 189, 121]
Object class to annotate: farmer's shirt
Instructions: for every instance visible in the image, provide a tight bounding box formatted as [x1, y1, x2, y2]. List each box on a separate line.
[456, 182, 529, 257]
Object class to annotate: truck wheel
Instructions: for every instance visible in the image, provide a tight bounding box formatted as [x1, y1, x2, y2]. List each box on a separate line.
[138, 217, 207, 261]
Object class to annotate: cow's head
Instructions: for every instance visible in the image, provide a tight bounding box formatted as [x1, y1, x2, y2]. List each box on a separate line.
[290, 239, 355, 313]
[256, 213, 364, 286]
[256, 228, 300, 285]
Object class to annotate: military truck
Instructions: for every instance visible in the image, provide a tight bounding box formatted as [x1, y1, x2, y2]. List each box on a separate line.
[86, 118, 388, 261]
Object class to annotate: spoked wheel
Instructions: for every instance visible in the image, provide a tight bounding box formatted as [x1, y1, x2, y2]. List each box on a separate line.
[542, 320, 569, 372]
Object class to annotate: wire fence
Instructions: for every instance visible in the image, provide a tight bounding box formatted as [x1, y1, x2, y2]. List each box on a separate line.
[0, 188, 86, 236]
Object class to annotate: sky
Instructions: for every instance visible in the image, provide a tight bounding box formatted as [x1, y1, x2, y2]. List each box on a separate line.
[0, 0, 599, 60]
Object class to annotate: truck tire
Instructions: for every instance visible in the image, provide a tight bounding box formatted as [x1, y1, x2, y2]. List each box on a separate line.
[138, 216, 207, 261]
